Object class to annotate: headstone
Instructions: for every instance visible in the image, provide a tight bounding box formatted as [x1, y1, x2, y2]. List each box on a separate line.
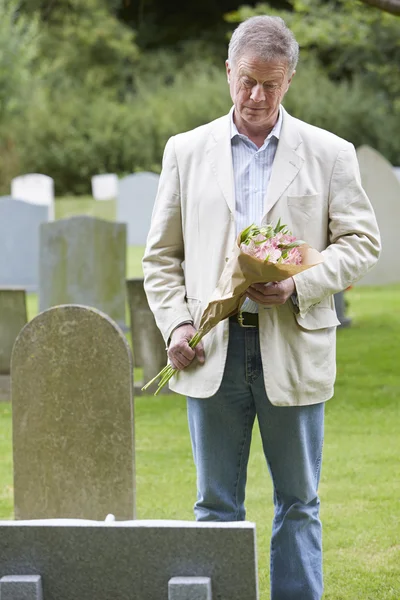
[126, 278, 169, 394]
[0, 520, 259, 600]
[39, 216, 127, 329]
[0, 197, 48, 290]
[0, 575, 43, 600]
[394, 167, 400, 183]
[0, 375, 11, 402]
[117, 172, 160, 245]
[91, 174, 118, 201]
[0, 289, 27, 375]
[356, 145, 400, 285]
[11, 174, 55, 220]
[11, 305, 135, 520]
[168, 577, 212, 600]
[334, 291, 351, 328]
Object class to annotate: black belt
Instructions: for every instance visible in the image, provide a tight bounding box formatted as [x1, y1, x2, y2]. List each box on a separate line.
[229, 312, 259, 328]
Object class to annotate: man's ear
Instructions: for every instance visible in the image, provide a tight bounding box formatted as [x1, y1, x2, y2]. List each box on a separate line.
[286, 70, 296, 91]
[225, 60, 231, 84]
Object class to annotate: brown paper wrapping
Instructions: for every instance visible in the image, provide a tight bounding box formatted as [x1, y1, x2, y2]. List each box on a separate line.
[197, 238, 324, 337]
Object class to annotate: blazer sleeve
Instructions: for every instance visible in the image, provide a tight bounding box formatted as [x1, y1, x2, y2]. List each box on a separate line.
[293, 143, 381, 318]
[142, 137, 193, 343]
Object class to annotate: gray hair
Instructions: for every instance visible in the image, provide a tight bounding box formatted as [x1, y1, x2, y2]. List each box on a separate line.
[228, 16, 299, 74]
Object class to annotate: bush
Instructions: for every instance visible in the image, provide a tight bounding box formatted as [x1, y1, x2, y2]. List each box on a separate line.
[13, 63, 231, 195]
[284, 61, 400, 165]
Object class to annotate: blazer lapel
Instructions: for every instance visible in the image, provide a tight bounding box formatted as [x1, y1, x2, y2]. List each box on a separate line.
[206, 115, 236, 215]
[263, 109, 304, 217]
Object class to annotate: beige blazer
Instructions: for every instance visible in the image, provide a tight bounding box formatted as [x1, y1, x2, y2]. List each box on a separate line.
[143, 107, 381, 405]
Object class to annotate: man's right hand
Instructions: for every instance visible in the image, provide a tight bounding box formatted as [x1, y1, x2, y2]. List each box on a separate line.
[167, 323, 205, 371]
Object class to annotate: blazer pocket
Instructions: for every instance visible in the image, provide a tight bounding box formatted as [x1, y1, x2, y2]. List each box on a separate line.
[186, 297, 203, 327]
[295, 306, 340, 331]
[287, 194, 319, 217]
[287, 194, 319, 239]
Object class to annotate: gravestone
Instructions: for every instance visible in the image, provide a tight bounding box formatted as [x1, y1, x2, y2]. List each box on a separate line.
[394, 167, 400, 183]
[126, 278, 170, 395]
[117, 172, 160, 245]
[11, 174, 55, 220]
[0, 520, 259, 600]
[0, 575, 43, 600]
[91, 174, 118, 201]
[356, 145, 400, 286]
[0, 289, 27, 375]
[39, 216, 127, 329]
[0, 375, 11, 402]
[11, 305, 135, 520]
[0, 197, 48, 290]
[334, 291, 351, 328]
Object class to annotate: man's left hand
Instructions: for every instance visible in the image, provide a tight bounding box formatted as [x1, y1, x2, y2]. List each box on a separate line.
[246, 277, 295, 306]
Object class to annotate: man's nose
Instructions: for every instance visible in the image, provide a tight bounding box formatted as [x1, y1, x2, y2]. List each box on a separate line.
[250, 84, 266, 102]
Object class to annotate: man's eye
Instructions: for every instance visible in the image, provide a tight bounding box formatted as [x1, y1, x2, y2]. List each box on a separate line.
[243, 79, 254, 86]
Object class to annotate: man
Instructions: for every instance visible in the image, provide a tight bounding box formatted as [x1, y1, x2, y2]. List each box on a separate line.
[143, 16, 380, 600]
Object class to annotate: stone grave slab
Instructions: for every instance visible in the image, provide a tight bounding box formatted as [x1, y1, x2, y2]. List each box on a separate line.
[126, 278, 170, 394]
[11, 305, 135, 520]
[0, 289, 27, 375]
[0, 375, 11, 402]
[39, 215, 127, 329]
[356, 145, 400, 285]
[117, 172, 160, 245]
[91, 174, 118, 200]
[0, 575, 43, 600]
[0, 197, 48, 290]
[0, 520, 259, 600]
[11, 174, 55, 220]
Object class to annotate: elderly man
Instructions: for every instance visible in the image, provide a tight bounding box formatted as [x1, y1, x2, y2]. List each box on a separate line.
[143, 15, 380, 600]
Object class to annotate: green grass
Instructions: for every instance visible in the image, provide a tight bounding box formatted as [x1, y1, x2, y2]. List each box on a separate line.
[1, 285, 399, 598]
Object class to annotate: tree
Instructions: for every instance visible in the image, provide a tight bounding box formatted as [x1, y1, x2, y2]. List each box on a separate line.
[359, 0, 400, 15]
[226, 0, 400, 101]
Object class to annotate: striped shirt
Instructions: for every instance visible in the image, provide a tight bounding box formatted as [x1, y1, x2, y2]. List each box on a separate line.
[230, 106, 283, 313]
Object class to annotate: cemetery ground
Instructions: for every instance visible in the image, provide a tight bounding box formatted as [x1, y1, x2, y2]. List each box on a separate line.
[0, 197, 399, 599]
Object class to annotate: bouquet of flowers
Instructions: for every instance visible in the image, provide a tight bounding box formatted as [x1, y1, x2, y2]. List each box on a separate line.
[142, 220, 324, 395]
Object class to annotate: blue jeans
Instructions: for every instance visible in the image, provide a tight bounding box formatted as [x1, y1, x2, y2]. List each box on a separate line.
[187, 322, 324, 600]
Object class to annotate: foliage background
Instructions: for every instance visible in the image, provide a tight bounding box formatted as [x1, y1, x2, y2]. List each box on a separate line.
[0, 0, 399, 194]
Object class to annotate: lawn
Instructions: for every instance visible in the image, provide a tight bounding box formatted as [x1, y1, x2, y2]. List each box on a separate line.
[1, 197, 399, 598]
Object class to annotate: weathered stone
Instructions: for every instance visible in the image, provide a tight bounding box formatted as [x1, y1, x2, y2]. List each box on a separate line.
[0, 575, 43, 600]
[0, 197, 48, 290]
[11, 305, 135, 520]
[0, 289, 27, 375]
[168, 577, 212, 600]
[0, 375, 11, 403]
[39, 216, 127, 329]
[126, 278, 169, 394]
[11, 174, 55, 220]
[334, 291, 351, 328]
[91, 174, 118, 201]
[356, 145, 400, 285]
[117, 172, 159, 245]
[0, 520, 258, 600]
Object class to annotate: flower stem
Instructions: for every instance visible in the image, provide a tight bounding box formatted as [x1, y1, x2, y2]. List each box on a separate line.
[141, 328, 205, 396]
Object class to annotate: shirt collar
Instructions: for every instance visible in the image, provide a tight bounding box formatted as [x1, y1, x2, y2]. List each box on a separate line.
[230, 105, 283, 143]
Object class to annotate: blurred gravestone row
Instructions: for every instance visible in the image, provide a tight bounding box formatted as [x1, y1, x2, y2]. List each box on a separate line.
[11, 174, 55, 220]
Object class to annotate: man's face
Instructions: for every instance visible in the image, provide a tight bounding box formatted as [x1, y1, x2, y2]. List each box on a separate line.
[226, 54, 294, 135]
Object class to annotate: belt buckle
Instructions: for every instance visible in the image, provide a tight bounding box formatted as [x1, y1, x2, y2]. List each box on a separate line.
[237, 311, 256, 328]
